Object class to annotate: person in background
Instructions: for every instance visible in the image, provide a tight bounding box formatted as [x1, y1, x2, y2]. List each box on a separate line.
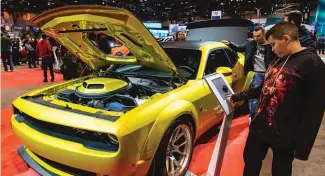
[31, 36, 39, 65]
[175, 31, 186, 41]
[284, 10, 317, 49]
[229, 22, 325, 176]
[317, 34, 325, 54]
[24, 34, 37, 68]
[221, 26, 275, 122]
[36, 34, 54, 82]
[1, 33, 14, 72]
[12, 37, 21, 66]
[60, 50, 78, 80]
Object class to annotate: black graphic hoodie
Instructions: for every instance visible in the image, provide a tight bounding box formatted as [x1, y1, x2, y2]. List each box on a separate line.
[232, 48, 325, 160]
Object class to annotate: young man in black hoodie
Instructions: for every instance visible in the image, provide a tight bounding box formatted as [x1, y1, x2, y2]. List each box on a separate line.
[230, 22, 325, 176]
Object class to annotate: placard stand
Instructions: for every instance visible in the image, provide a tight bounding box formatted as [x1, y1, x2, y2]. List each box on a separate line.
[206, 104, 234, 176]
[204, 73, 235, 176]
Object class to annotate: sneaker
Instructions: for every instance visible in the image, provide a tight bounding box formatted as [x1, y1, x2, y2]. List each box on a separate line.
[43, 79, 48, 82]
[51, 78, 54, 82]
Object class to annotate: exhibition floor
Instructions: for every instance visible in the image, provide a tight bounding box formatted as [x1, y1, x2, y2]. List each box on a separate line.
[0, 66, 249, 176]
[1, 65, 325, 176]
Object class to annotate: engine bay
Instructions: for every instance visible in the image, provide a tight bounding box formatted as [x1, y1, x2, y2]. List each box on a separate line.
[56, 75, 174, 112]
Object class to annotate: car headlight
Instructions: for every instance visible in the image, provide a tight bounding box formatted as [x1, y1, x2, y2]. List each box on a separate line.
[107, 134, 119, 145]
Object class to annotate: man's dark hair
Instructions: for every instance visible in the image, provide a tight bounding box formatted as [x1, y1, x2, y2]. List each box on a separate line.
[254, 26, 265, 34]
[284, 10, 303, 27]
[42, 34, 48, 39]
[265, 22, 299, 41]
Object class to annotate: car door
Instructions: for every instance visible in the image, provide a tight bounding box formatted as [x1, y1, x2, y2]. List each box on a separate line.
[201, 49, 235, 130]
[223, 48, 242, 81]
[224, 48, 247, 93]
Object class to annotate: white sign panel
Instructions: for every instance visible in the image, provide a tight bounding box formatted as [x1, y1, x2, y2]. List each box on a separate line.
[211, 11, 222, 20]
[204, 73, 234, 115]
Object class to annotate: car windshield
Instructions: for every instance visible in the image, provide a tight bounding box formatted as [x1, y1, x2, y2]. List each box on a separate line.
[112, 48, 202, 80]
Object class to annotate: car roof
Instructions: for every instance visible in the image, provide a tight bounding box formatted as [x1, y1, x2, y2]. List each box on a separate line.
[160, 41, 217, 50]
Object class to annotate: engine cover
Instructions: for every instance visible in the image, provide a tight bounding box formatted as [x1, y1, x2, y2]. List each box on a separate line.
[75, 78, 130, 98]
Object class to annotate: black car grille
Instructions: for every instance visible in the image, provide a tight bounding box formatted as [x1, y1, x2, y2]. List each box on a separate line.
[35, 154, 98, 176]
[13, 106, 119, 152]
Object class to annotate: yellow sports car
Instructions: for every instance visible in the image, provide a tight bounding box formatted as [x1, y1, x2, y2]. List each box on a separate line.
[11, 5, 252, 176]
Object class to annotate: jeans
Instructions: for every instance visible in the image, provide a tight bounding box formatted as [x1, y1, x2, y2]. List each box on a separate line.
[249, 72, 264, 118]
[318, 44, 325, 54]
[1, 51, 14, 71]
[243, 132, 294, 176]
[42, 56, 54, 81]
[28, 51, 37, 68]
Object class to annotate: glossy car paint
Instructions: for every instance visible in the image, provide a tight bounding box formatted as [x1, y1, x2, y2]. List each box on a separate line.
[11, 5, 253, 176]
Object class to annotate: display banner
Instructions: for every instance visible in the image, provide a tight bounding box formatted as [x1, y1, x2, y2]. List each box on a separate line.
[315, 0, 325, 35]
[211, 11, 222, 20]
[143, 22, 162, 29]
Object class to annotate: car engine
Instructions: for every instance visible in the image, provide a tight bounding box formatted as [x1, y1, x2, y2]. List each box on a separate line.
[56, 77, 169, 112]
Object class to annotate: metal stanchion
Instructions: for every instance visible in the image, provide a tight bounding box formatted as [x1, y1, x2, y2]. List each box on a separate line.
[206, 102, 234, 176]
[204, 73, 235, 176]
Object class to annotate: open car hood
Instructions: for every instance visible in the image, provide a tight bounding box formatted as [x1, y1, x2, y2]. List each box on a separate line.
[31, 5, 185, 82]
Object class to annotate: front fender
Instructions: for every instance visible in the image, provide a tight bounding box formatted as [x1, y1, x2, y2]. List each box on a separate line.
[139, 100, 199, 158]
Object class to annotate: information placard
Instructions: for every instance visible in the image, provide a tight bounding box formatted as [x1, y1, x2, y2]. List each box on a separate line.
[204, 73, 234, 115]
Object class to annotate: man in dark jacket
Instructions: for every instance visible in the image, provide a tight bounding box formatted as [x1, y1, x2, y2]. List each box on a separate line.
[36, 34, 54, 82]
[284, 10, 317, 49]
[230, 22, 325, 176]
[1, 33, 14, 72]
[221, 26, 275, 120]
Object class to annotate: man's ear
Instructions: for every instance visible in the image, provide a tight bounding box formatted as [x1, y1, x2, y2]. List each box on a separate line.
[283, 35, 291, 44]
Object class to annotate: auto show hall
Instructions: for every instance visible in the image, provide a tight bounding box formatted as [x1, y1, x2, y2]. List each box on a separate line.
[1, 65, 325, 176]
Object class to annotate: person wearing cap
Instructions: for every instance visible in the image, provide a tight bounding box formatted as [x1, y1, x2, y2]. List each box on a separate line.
[36, 34, 54, 82]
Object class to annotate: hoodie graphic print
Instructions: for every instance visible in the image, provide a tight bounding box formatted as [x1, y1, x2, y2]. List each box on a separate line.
[255, 59, 296, 129]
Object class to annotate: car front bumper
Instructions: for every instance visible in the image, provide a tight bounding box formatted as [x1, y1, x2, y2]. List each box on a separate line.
[11, 114, 148, 176]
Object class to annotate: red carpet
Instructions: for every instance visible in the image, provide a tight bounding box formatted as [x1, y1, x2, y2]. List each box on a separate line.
[1, 68, 63, 89]
[189, 117, 248, 175]
[1, 68, 249, 176]
[1, 68, 63, 176]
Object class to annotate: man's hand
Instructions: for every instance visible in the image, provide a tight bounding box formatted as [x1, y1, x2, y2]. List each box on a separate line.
[226, 95, 236, 107]
[220, 40, 230, 45]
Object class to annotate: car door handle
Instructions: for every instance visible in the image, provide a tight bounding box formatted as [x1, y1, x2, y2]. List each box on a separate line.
[233, 72, 238, 77]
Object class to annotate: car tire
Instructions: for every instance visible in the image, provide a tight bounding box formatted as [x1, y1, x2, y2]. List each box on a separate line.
[148, 118, 194, 176]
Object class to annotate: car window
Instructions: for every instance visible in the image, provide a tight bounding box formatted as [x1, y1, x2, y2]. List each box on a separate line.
[205, 49, 232, 75]
[113, 48, 202, 80]
[223, 48, 238, 66]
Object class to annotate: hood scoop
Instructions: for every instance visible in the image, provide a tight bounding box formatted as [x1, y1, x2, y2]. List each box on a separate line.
[75, 78, 131, 98]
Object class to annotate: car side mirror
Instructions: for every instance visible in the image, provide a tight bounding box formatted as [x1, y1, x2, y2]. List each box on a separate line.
[216, 67, 233, 84]
[216, 67, 232, 76]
